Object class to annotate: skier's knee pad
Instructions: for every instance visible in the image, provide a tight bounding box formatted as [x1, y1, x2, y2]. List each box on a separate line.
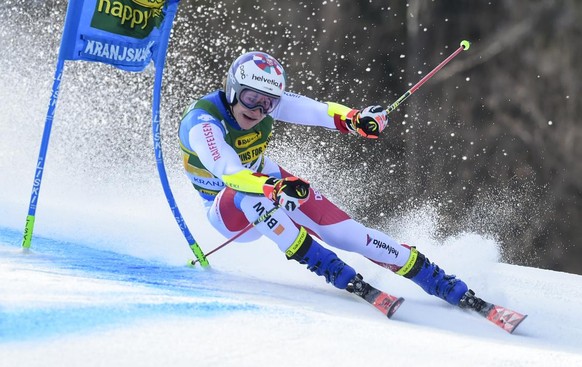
[285, 227, 356, 289]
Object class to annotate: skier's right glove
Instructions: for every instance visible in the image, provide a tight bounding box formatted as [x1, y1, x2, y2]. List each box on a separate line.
[263, 176, 310, 211]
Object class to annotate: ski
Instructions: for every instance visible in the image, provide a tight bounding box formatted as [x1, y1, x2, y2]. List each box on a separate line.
[346, 277, 525, 332]
[460, 290, 527, 334]
[363, 285, 405, 319]
[347, 274, 404, 319]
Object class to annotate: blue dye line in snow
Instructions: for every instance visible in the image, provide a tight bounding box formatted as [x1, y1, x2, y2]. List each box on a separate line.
[0, 227, 217, 295]
[0, 227, 262, 342]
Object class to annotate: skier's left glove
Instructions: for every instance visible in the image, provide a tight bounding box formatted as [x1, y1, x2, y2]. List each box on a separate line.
[346, 105, 389, 139]
[263, 176, 310, 211]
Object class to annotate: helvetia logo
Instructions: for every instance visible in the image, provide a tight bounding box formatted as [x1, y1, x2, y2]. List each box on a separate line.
[366, 234, 399, 257]
[91, 0, 166, 39]
[251, 74, 282, 89]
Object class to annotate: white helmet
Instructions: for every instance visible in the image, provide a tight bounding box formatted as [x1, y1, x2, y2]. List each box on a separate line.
[225, 51, 286, 108]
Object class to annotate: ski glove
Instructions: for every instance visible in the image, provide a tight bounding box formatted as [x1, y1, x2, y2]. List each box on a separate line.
[263, 176, 310, 211]
[346, 105, 389, 139]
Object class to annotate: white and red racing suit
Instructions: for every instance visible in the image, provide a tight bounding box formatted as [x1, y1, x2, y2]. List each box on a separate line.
[178, 90, 411, 270]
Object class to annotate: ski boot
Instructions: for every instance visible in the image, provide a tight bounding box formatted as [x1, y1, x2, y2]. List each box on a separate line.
[285, 227, 356, 289]
[396, 247, 468, 305]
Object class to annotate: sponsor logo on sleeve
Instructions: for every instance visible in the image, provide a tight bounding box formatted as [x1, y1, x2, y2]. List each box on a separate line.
[202, 123, 221, 161]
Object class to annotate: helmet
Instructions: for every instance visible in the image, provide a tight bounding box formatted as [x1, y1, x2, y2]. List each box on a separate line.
[225, 51, 286, 109]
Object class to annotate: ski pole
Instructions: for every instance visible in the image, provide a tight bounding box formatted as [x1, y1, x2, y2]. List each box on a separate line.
[386, 40, 471, 114]
[189, 205, 280, 266]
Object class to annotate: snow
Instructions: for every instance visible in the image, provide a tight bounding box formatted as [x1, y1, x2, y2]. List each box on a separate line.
[1, 226, 582, 367]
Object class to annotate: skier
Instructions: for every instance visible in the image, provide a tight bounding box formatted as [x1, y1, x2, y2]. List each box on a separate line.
[179, 51, 475, 310]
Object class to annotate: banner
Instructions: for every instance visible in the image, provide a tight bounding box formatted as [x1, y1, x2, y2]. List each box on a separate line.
[58, 0, 180, 71]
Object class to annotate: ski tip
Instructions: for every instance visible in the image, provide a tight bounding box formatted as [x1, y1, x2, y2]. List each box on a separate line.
[485, 304, 528, 334]
[507, 314, 528, 334]
[387, 297, 405, 319]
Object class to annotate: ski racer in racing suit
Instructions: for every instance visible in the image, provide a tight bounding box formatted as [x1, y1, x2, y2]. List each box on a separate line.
[178, 51, 472, 307]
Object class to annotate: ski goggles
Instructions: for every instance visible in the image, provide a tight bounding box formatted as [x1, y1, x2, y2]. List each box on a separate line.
[238, 88, 280, 114]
